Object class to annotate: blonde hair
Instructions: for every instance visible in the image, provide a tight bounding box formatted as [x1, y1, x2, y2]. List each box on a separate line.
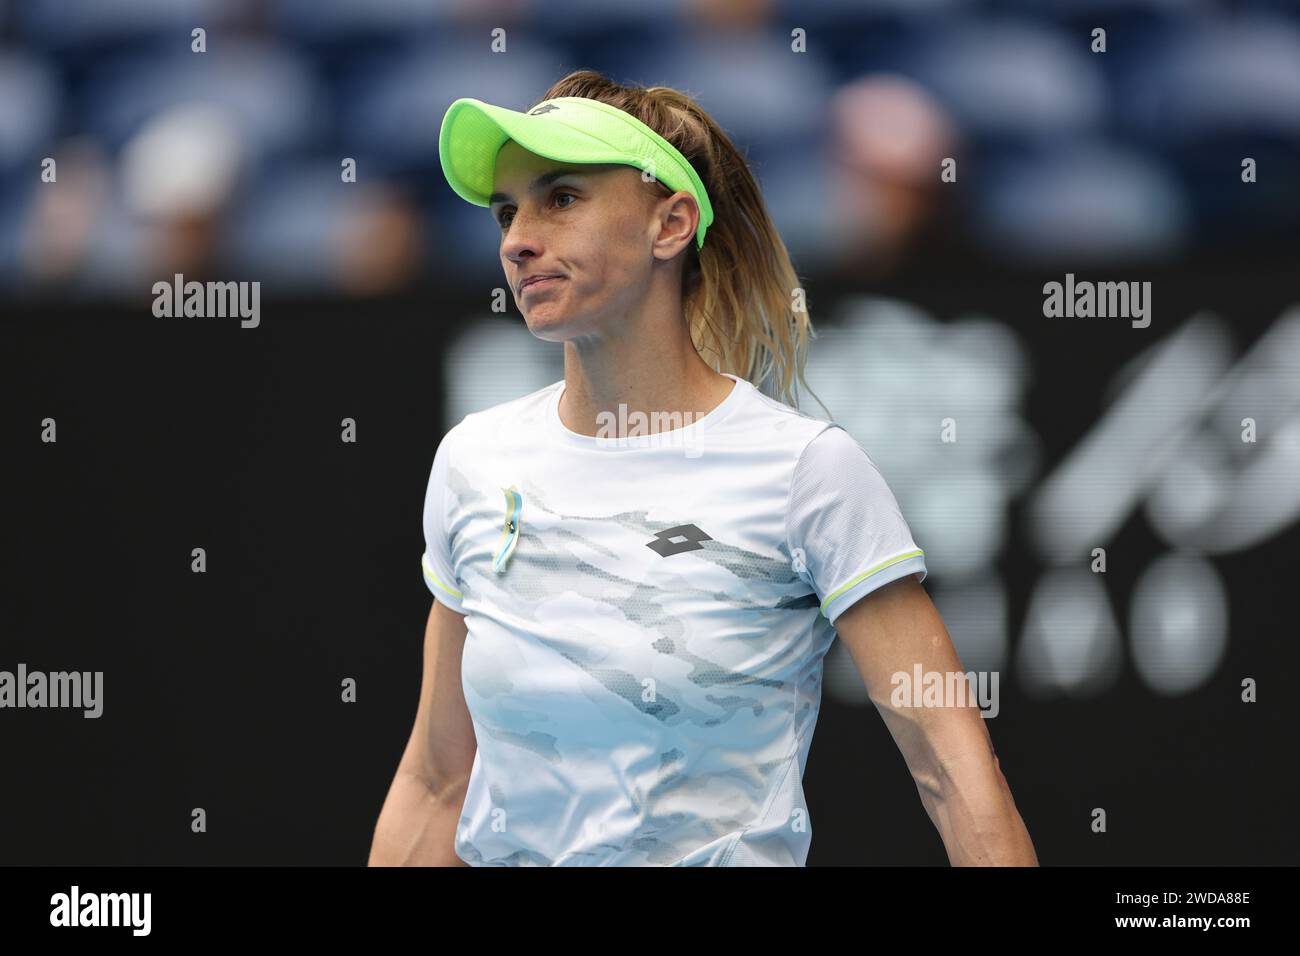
[536, 70, 826, 415]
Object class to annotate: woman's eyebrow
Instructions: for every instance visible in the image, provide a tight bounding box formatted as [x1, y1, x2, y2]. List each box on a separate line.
[489, 168, 587, 205]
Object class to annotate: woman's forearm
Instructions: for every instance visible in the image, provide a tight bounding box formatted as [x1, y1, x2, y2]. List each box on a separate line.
[369, 770, 469, 866]
[914, 749, 1039, 866]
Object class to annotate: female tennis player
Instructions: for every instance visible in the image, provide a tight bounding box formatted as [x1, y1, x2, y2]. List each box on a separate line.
[369, 71, 1037, 867]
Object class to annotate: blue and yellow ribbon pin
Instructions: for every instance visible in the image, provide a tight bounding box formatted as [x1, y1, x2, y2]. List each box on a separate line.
[493, 485, 523, 574]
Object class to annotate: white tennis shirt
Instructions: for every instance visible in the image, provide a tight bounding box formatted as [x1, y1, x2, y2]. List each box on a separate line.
[420, 372, 927, 865]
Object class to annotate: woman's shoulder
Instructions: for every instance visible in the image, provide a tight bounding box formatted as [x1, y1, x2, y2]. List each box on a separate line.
[725, 376, 837, 449]
[444, 379, 563, 444]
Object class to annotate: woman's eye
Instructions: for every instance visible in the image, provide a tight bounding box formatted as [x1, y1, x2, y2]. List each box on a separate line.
[497, 191, 575, 230]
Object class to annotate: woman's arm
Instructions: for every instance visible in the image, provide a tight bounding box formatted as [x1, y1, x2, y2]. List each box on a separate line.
[832, 575, 1039, 866]
[368, 599, 477, 866]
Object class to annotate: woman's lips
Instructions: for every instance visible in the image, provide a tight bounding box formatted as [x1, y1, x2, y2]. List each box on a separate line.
[521, 276, 562, 294]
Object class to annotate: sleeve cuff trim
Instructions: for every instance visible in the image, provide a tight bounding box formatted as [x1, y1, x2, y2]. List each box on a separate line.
[820, 549, 925, 615]
[422, 553, 464, 600]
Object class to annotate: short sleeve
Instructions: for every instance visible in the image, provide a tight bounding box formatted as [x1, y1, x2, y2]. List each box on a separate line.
[785, 425, 927, 625]
[421, 429, 466, 613]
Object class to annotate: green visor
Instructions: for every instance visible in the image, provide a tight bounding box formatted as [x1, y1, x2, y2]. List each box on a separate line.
[438, 95, 714, 250]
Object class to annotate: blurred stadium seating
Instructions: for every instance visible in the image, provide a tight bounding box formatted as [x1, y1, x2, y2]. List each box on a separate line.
[2, 0, 1297, 299]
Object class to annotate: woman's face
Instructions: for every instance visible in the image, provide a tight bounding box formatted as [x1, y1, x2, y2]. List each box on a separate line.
[490, 139, 670, 342]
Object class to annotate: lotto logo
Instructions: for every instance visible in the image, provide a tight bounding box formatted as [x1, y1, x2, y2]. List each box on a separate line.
[646, 524, 713, 557]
